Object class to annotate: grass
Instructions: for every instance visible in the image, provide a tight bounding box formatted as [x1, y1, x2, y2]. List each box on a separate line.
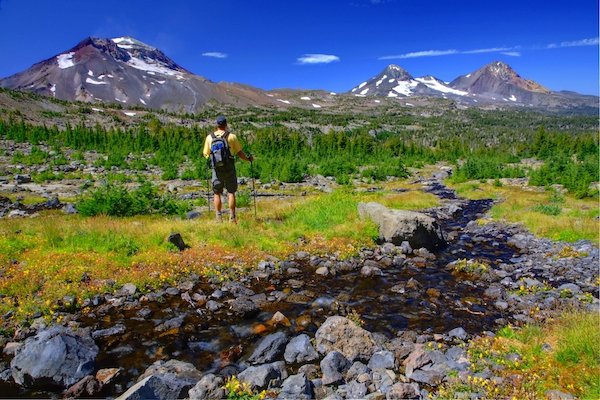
[449, 181, 599, 243]
[0, 186, 438, 326]
[435, 311, 600, 399]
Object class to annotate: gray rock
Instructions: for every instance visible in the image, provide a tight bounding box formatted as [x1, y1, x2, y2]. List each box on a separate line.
[361, 264, 383, 277]
[238, 361, 287, 390]
[345, 361, 370, 381]
[315, 266, 329, 276]
[386, 382, 421, 399]
[63, 203, 78, 214]
[121, 283, 137, 296]
[447, 327, 468, 341]
[10, 326, 98, 388]
[406, 369, 444, 386]
[284, 334, 319, 364]
[399, 241, 413, 254]
[188, 373, 225, 400]
[358, 202, 446, 250]
[402, 346, 430, 376]
[320, 351, 350, 386]
[116, 375, 185, 400]
[346, 380, 368, 399]
[205, 300, 222, 312]
[15, 174, 31, 184]
[557, 283, 581, 294]
[248, 331, 288, 364]
[371, 369, 396, 394]
[92, 324, 126, 339]
[277, 373, 314, 400]
[8, 210, 28, 218]
[315, 316, 379, 362]
[368, 350, 396, 370]
[545, 389, 575, 400]
[138, 359, 202, 384]
[229, 296, 259, 316]
[185, 211, 201, 220]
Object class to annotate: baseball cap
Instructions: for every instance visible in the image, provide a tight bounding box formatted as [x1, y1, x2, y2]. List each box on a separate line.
[216, 115, 227, 126]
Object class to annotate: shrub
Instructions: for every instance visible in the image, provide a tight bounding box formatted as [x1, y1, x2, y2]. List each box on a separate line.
[77, 180, 190, 217]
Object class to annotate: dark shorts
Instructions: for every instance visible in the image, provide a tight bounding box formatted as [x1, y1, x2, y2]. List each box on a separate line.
[212, 166, 238, 194]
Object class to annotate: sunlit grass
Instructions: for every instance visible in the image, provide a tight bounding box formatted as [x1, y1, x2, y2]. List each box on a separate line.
[449, 181, 599, 243]
[434, 311, 600, 399]
[0, 186, 441, 326]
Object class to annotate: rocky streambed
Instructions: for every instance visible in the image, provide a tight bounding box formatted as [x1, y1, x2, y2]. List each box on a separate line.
[0, 177, 597, 399]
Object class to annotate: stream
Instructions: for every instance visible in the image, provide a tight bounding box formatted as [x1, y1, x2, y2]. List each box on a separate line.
[1, 181, 522, 398]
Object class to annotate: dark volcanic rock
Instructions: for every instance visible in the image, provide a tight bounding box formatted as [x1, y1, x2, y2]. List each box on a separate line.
[248, 331, 288, 364]
[238, 361, 287, 390]
[167, 232, 189, 251]
[277, 373, 314, 400]
[320, 351, 350, 385]
[284, 334, 319, 364]
[10, 326, 98, 388]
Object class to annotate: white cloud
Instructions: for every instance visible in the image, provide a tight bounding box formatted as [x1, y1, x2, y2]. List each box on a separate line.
[462, 47, 513, 54]
[379, 37, 598, 60]
[379, 49, 457, 60]
[297, 54, 340, 64]
[202, 52, 228, 59]
[547, 37, 599, 48]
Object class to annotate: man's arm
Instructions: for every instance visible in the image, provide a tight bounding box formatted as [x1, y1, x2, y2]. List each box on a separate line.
[237, 150, 254, 162]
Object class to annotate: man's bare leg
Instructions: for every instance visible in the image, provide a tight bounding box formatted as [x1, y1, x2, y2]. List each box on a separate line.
[228, 193, 237, 223]
[214, 192, 223, 221]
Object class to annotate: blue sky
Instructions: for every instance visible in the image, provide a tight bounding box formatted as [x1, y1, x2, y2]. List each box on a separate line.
[0, 0, 598, 94]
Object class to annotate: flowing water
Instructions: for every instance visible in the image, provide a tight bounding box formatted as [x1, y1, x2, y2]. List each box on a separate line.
[1, 183, 521, 397]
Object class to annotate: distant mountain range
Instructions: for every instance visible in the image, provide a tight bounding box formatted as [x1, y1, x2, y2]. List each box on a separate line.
[349, 62, 598, 112]
[1, 36, 597, 114]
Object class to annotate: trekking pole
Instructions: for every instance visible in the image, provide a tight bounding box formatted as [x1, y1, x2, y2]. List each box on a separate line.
[206, 159, 211, 214]
[250, 157, 257, 218]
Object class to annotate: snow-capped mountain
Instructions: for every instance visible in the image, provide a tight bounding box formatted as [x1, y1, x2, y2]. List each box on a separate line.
[349, 62, 598, 112]
[0, 36, 274, 111]
[349, 65, 467, 99]
[449, 61, 549, 103]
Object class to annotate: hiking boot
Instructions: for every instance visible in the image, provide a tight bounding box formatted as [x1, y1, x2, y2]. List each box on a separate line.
[229, 214, 237, 224]
[216, 211, 223, 222]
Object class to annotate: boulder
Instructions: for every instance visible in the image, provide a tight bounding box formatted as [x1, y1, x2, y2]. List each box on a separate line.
[248, 331, 288, 364]
[284, 334, 319, 364]
[238, 361, 287, 390]
[358, 202, 446, 251]
[315, 316, 379, 362]
[188, 373, 225, 400]
[10, 326, 98, 388]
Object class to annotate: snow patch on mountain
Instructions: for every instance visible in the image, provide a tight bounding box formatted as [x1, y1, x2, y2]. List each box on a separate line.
[392, 80, 419, 96]
[86, 77, 107, 85]
[56, 53, 75, 69]
[127, 56, 181, 77]
[415, 77, 467, 96]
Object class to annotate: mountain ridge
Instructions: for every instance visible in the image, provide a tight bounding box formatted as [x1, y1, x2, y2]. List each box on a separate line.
[1, 36, 597, 114]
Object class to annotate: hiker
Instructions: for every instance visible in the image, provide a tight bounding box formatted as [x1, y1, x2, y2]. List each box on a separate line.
[203, 115, 253, 223]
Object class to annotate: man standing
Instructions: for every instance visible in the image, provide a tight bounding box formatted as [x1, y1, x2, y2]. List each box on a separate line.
[203, 115, 253, 223]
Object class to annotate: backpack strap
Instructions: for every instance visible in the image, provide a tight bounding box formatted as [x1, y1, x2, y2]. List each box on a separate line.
[210, 132, 217, 140]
